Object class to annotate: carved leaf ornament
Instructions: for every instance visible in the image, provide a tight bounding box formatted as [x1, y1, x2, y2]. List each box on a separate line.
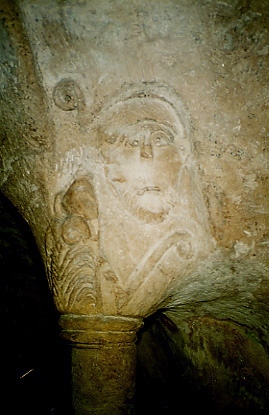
[46, 83, 212, 317]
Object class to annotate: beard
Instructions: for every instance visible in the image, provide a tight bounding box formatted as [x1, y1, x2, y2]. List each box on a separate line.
[112, 183, 178, 223]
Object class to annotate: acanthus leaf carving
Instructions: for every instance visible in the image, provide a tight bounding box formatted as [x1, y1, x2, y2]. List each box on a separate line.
[45, 176, 100, 315]
[45, 83, 214, 318]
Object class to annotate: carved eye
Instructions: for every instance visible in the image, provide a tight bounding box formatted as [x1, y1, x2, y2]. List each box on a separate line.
[104, 134, 117, 144]
[152, 131, 172, 147]
[53, 79, 85, 111]
[125, 137, 141, 147]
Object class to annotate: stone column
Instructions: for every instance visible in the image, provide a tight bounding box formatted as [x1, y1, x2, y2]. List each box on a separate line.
[60, 314, 143, 415]
[0, 3, 216, 414]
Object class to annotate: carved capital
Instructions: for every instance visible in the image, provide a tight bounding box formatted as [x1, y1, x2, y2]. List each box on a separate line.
[45, 84, 214, 318]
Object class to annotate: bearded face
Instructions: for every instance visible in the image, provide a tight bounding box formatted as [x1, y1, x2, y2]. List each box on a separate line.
[99, 97, 190, 223]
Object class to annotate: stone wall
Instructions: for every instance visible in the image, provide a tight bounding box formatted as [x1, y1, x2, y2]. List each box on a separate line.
[0, 1, 268, 413]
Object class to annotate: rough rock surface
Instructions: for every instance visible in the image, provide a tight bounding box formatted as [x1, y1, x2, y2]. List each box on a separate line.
[0, 1, 268, 414]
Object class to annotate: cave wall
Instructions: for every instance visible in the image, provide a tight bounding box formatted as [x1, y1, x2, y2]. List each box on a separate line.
[2, 189, 268, 414]
[0, 1, 268, 414]
[0, 0, 268, 261]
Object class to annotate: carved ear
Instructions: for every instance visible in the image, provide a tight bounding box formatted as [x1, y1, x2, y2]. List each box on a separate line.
[62, 177, 98, 220]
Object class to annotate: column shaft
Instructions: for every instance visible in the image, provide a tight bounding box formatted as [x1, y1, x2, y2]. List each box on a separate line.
[59, 314, 143, 415]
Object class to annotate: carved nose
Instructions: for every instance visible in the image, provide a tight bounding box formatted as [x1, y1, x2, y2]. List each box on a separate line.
[141, 143, 153, 159]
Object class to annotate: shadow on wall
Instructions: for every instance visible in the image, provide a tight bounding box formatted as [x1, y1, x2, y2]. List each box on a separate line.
[136, 311, 269, 415]
[1, 191, 268, 415]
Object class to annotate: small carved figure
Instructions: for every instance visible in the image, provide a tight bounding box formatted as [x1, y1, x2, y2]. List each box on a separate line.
[61, 177, 98, 241]
[45, 176, 100, 314]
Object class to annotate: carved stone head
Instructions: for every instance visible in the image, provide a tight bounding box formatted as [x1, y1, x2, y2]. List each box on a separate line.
[46, 84, 213, 317]
[97, 86, 190, 223]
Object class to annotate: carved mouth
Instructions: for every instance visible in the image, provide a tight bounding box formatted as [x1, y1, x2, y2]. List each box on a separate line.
[137, 186, 161, 196]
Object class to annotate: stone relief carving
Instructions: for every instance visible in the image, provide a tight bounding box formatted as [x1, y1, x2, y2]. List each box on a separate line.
[99, 98, 191, 221]
[45, 177, 99, 315]
[53, 78, 85, 111]
[45, 83, 213, 317]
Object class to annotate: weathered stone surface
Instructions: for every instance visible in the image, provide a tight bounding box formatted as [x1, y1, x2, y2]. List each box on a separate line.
[1, 0, 268, 261]
[137, 310, 269, 414]
[60, 314, 143, 415]
[0, 0, 268, 413]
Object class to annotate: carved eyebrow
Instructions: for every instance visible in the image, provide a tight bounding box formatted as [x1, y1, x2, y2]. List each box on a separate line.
[150, 126, 177, 145]
[105, 119, 180, 147]
[137, 119, 178, 136]
[118, 119, 177, 135]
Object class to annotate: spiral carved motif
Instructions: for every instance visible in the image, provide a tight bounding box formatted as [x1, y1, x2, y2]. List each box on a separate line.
[53, 79, 85, 111]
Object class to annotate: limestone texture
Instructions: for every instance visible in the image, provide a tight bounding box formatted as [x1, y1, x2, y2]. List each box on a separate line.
[0, 1, 268, 414]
